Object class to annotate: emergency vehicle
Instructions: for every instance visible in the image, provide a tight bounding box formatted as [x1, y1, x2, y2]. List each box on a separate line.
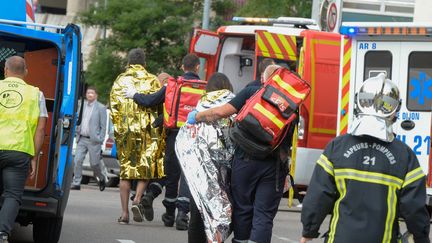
[336, 22, 432, 206]
[0, 1, 82, 242]
[189, 17, 341, 193]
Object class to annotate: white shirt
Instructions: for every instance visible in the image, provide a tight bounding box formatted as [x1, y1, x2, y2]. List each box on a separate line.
[80, 100, 95, 136]
[39, 91, 48, 118]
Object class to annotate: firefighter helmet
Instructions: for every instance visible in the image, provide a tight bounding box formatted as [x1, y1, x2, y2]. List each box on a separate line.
[350, 73, 400, 142]
[355, 73, 400, 118]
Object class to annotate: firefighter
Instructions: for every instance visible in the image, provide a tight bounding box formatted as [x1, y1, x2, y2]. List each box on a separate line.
[300, 74, 431, 243]
[0, 56, 47, 242]
[123, 54, 202, 230]
[187, 65, 290, 243]
[245, 58, 275, 87]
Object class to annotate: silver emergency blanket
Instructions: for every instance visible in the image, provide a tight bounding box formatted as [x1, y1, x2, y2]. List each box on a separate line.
[175, 89, 235, 242]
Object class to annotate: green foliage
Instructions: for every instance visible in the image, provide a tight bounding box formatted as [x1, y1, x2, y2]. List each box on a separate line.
[235, 0, 312, 18]
[80, 0, 200, 102]
[84, 45, 124, 103]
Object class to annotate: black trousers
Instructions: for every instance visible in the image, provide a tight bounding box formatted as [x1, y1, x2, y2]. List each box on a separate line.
[188, 198, 207, 243]
[231, 155, 286, 243]
[162, 130, 190, 214]
[0, 150, 31, 235]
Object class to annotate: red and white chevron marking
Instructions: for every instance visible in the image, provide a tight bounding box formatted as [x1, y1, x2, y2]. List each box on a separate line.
[26, 0, 35, 23]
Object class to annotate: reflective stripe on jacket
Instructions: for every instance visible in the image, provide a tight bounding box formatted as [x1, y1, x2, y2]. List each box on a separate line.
[0, 77, 40, 156]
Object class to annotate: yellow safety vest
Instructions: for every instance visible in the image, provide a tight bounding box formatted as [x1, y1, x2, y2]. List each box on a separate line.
[0, 77, 40, 156]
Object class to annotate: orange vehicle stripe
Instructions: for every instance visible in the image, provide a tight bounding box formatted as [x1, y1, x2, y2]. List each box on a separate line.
[277, 34, 296, 60]
[272, 33, 292, 60]
[263, 32, 285, 59]
[256, 31, 271, 57]
[286, 35, 297, 58]
[339, 38, 351, 134]
[261, 32, 280, 59]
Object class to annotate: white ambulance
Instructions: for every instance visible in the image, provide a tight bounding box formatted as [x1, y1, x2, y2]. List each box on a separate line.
[336, 22, 432, 206]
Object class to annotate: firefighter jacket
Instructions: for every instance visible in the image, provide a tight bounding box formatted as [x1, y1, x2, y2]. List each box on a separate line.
[0, 77, 40, 156]
[301, 134, 430, 243]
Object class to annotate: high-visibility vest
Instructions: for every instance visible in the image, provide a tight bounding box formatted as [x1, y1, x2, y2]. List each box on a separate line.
[0, 77, 40, 156]
[163, 77, 207, 128]
[230, 68, 311, 159]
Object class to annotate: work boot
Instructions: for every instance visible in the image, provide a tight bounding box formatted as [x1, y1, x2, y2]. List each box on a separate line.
[162, 213, 175, 227]
[140, 192, 155, 221]
[175, 211, 189, 231]
[0, 232, 8, 243]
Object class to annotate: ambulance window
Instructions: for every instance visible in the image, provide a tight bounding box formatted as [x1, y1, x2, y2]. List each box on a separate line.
[364, 51, 392, 81]
[407, 52, 432, 111]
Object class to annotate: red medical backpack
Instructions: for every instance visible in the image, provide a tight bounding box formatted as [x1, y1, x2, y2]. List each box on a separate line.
[230, 68, 311, 158]
[163, 76, 207, 129]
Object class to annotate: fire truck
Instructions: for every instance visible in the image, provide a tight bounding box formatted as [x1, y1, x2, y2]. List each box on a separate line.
[189, 17, 342, 194]
[336, 22, 432, 206]
[0, 1, 82, 242]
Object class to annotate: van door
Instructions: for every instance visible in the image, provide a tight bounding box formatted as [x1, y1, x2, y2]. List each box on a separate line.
[396, 44, 432, 174]
[189, 29, 220, 79]
[352, 40, 432, 174]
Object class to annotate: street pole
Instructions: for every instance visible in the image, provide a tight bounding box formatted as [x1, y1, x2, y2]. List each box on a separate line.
[199, 0, 211, 78]
[202, 0, 211, 30]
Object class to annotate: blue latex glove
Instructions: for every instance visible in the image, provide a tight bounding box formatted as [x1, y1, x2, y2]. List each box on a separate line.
[187, 110, 198, 124]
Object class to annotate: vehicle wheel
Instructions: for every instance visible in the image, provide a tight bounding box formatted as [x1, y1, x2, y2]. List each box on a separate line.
[81, 176, 90, 185]
[106, 177, 119, 187]
[33, 216, 63, 243]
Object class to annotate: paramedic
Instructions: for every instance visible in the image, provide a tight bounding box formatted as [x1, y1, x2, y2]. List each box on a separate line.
[188, 65, 289, 243]
[300, 74, 430, 243]
[0, 56, 48, 241]
[245, 58, 275, 87]
[124, 54, 201, 230]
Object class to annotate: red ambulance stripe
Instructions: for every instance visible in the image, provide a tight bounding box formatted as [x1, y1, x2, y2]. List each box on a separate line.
[273, 34, 291, 60]
[286, 35, 297, 57]
[257, 31, 271, 57]
[260, 32, 279, 59]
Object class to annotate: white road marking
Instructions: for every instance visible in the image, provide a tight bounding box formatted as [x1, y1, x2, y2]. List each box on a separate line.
[117, 240, 136, 243]
[273, 234, 298, 243]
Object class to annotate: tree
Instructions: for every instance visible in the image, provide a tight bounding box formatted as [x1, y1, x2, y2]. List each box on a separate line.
[80, 0, 201, 102]
[235, 0, 312, 18]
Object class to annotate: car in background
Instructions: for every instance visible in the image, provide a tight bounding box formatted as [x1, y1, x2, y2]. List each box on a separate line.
[72, 109, 120, 187]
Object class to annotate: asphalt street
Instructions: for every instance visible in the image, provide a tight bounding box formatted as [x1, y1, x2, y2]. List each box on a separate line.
[9, 182, 430, 243]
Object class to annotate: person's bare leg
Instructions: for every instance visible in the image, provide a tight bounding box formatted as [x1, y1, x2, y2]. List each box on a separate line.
[133, 180, 149, 205]
[119, 179, 131, 221]
[131, 180, 148, 222]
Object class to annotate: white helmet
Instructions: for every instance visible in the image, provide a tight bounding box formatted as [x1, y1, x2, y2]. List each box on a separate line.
[350, 73, 400, 142]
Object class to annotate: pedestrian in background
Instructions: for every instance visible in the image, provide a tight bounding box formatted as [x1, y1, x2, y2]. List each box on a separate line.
[110, 48, 165, 224]
[0, 56, 47, 242]
[123, 54, 202, 230]
[301, 74, 430, 243]
[71, 87, 107, 191]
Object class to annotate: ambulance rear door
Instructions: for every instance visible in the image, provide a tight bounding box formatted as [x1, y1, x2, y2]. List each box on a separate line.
[350, 39, 432, 174]
[397, 42, 432, 174]
[189, 29, 220, 79]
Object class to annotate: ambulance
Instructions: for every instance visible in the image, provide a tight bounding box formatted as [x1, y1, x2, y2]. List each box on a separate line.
[189, 17, 342, 194]
[0, 1, 82, 242]
[336, 22, 432, 206]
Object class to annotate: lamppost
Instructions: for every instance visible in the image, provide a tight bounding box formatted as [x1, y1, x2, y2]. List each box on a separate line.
[199, 0, 211, 78]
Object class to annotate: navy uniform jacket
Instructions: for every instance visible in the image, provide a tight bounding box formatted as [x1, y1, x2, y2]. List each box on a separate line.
[132, 72, 200, 107]
[301, 134, 430, 243]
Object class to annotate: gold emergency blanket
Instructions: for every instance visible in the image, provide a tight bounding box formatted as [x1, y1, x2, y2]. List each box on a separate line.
[110, 65, 165, 180]
[175, 89, 235, 242]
